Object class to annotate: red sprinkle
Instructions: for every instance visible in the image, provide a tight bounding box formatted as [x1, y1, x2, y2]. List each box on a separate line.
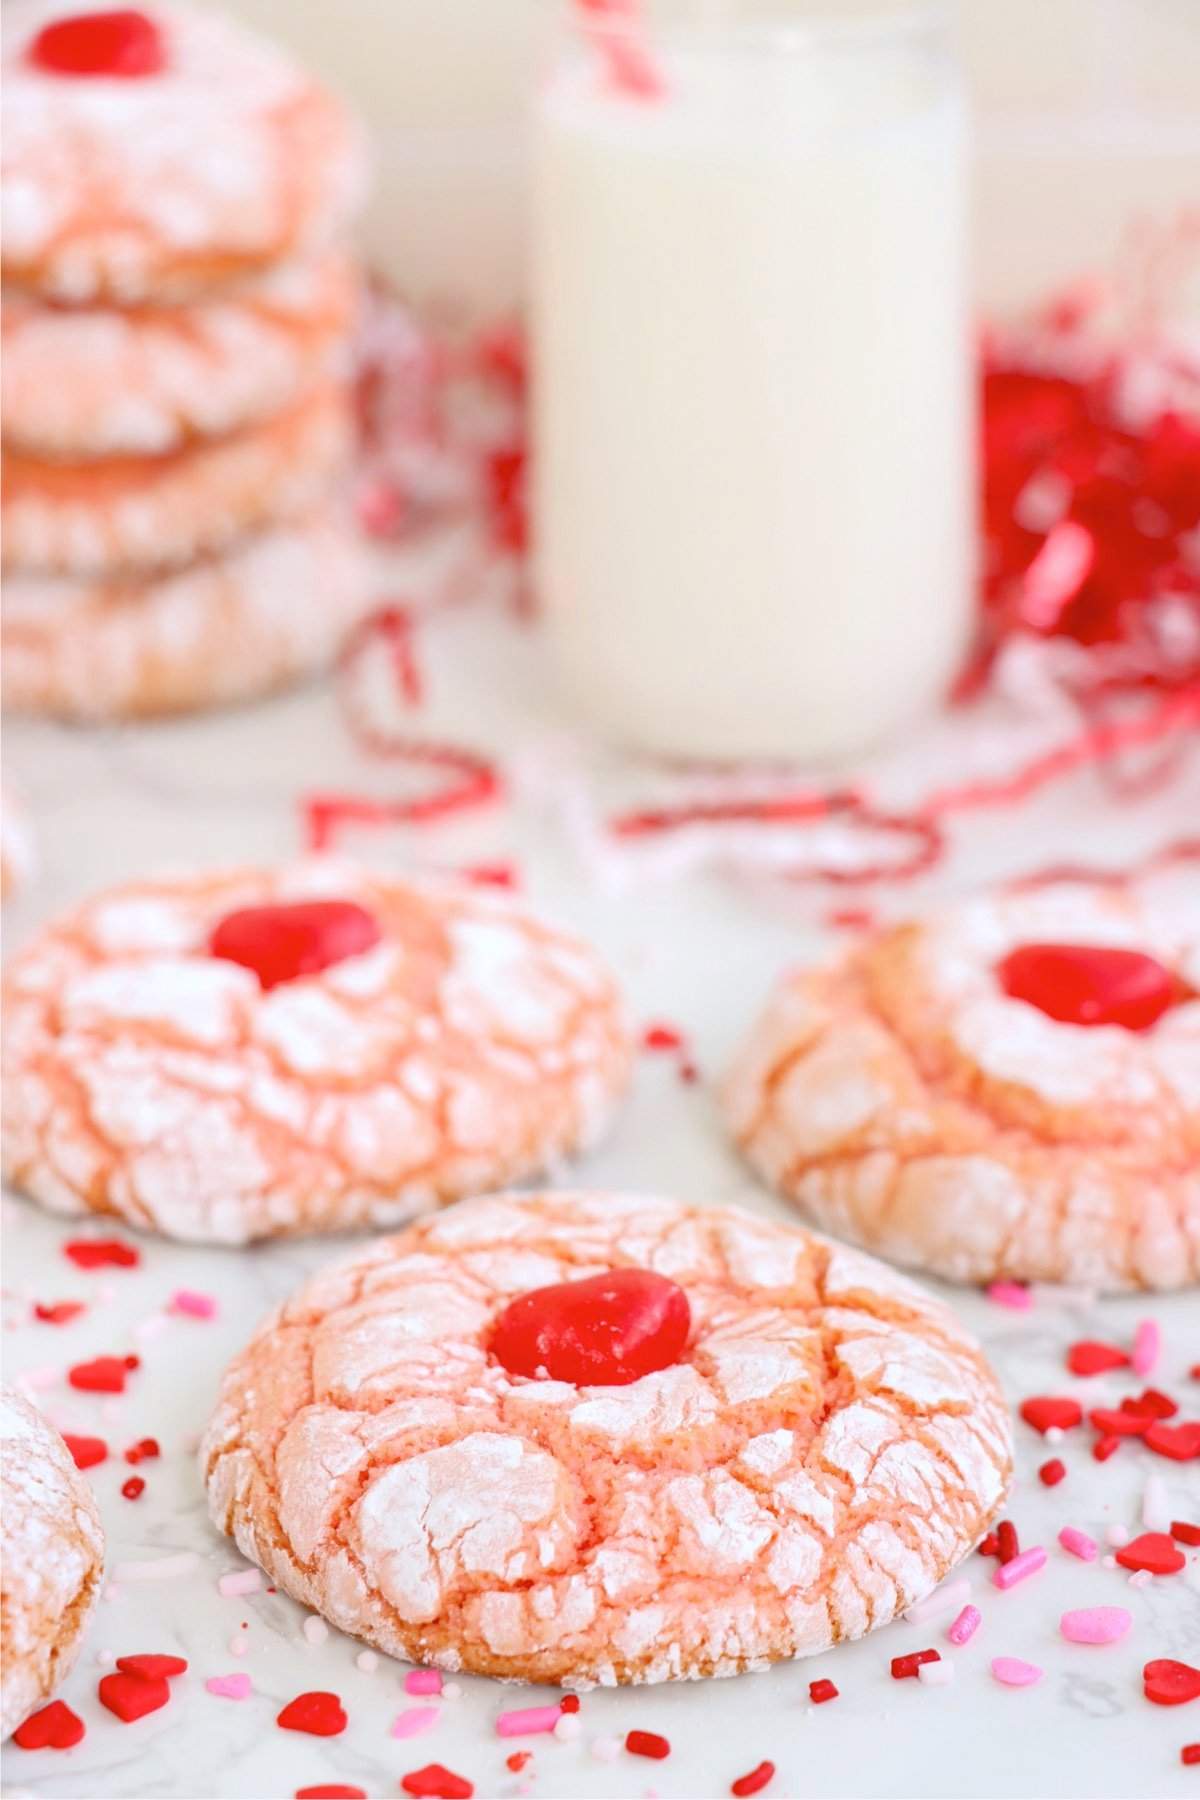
[12, 1699, 85, 1750]
[209, 900, 382, 992]
[627, 1730, 671, 1760]
[997, 1520, 1020, 1564]
[121, 1476, 145, 1500]
[98, 1671, 170, 1723]
[1115, 1532, 1186, 1576]
[1182, 1746, 1200, 1766]
[68, 1354, 131, 1393]
[731, 1761, 776, 1797]
[63, 1433, 107, 1470]
[1039, 1458, 1067, 1487]
[559, 1694, 580, 1713]
[125, 1437, 160, 1464]
[1171, 1520, 1200, 1546]
[1020, 1396, 1083, 1434]
[1066, 1340, 1130, 1376]
[490, 1270, 691, 1387]
[115, 1655, 187, 1681]
[277, 1692, 347, 1737]
[1094, 1434, 1121, 1462]
[33, 1300, 86, 1325]
[997, 943, 1178, 1031]
[978, 1531, 1001, 1558]
[296, 1789, 367, 1800]
[809, 1678, 838, 1704]
[1122, 1389, 1179, 1420]
[1144, 1660, 1200, 1706]
[892, 1649, 941, 1680]
[64, 1237, 139, 1269]
[1144, 1421, 1200, 1462]
[29, 9, 165, 77]
[400, 1767, 474, 1799]
[642, 1023, 685, 1051]
[506, 1752, 531, 1773]
[1089, 1407, 1152, 1437]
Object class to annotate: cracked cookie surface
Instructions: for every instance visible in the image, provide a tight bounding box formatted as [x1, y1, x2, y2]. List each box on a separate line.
[1, 869, 633, 1243]
[202, 1191, 1011, 1686]
[724, 884, 1200, 1291]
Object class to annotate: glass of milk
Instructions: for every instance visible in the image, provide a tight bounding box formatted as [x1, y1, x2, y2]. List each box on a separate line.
[532, 0, 972, 762]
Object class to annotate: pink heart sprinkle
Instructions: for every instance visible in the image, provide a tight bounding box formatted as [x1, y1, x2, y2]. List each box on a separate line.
[206, 1674, 252, 1701]
[991, 1657, 1043, 1686]
[391, 1708, 439, 1739]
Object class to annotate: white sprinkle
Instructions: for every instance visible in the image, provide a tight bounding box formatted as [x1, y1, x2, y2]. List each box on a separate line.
[230, 1634, 249, 1657]
[918, 1658, 956, 1686]
[95, 1649, 114, 1666]
[303, 1615, 329, 1646]
[1128, 1570, 1153, 1589]
[554, 1714, 583, 1742]
[905, 1576, 971, 1624]
[356, 1651, 379, 1674]
[1106, 1525, 1129, 1547]
[134, 1312, 169, 1340]
[591, 1736, 622, 1762]
[1101, 1555, 1117, 1570]
[442, 1683, 463, 1700]
[102, 1584, 120, 1602]
[1142, 1475, 1170, 1531]
[217, 1568, 261, 1598]
[1044, 1425, 1064, 1446]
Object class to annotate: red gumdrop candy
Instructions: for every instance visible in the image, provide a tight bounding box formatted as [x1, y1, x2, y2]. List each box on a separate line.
[29, 10, 165, 77]
[208, 901, 381, 991]
[490, 1269, 691, 1387]
[998, 943, 1178, 1030]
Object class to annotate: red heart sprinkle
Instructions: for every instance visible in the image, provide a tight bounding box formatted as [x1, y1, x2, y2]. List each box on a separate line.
[64, 1237, 139, 1269]
[121, 1476, 145, 1499]
[1094, 1433, 1121, 1462]
[115, 1655, 187, 1681]
[1089, 1407, 1151, 1437]
[99, 1671, 170, 1722]
[1020, 1396, 1083, 1434]
[1144, 1660, 1200, 1706]
[34, 1300, 86, 1324]
[296, 1790, 367, 1800]
[12, 1700, 85, 1750]
[1172, 1521, 1200, 1546]
[998, 943, 1179, 1030]
[125, 1437, 160, 1464]
[63, 1433, 108, 1469]
[1066, 1340, 1130, 1376]
[68, 1355, 130, 1393]
[1145, 1421, 1200, 1462]
[1122, 1389, 1179, 1419]
[277, 1691, 347, 1737]
[490, 1269, 691, 1387]
[401, 1768, 474, 1799]
[1115, 1532, 1187, 1576]
[208, 901, 381, 992]
[29, 9, 164, 77]
[506, 1752, 531, 1774]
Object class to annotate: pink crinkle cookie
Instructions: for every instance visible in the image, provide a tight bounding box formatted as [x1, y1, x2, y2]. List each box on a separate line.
[724, 883, 1200, 1292]
[201, 1190, 1012, 1686]
[0, 782, 37, 900]
[1, 2, 367, 303]
[1, 868, 633, 1243]
[1, 1384, 105, 1739]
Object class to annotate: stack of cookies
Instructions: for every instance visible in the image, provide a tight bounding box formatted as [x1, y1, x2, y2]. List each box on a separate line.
[0, 2, 371, 721]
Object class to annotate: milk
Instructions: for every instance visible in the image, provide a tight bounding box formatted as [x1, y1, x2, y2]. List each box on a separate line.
[533, 17, 972, 761]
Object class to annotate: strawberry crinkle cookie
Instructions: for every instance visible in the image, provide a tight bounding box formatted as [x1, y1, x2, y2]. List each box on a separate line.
[1, 1384, 105, 1740]
[1, 2, 367, 303]
[202, 1191, 1011, 1686]
[1, 867, 632, 1244]
[724, 883, 1200, 1292]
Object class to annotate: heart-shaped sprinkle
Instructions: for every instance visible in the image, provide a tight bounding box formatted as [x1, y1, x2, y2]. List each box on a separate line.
[99, 1671, 171, 1722]
[209, 901, 382, 991]
[1067, 1340, 1130, 1376]
[12, 1700, 85, 1750]
[1020, 1396, 1083, 1434]
[998, 942, 1179, 1030]
[490, 1269, 691, 1387]
[296, 1789, 368, 1800]
[1115, 1532, 1186, 1576]
[1145, 1421, 1200, 1462]
[1143, 1659, 1200, 1706]
[401, 1768, 475, 1799]
[28, 9, 165, 77]
[1089, 1407, 1151, 1437]
[1122, 1389, 1178, 1420]
[68, 1355, 130, 1393]
[34, 1300, 86, 1325]
[63, 1433, 107, 1469]
[115, 1655, 188, 1681]
[277, 1691, 347, 1737]
[64, 1238, 139, 1269]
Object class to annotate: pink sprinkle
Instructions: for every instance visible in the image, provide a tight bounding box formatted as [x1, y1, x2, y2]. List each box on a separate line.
[993, 1546, 1047, 1590]
[1060, 1606, 1132, 1645]
[1131, 1319, 1160, 1378]
[1059, 1526, 1098, 1561]
[905, 1577, 971, 1624]
[206, 1674, 252, 1701]
[496, 1706, 563, 1738]
[16, 1364, 60, 1393]
[217, 1568, 261, 1598]
[229, 1635, 248, 1657]
[1128, 1569, 1153, 1589]
[1105, 1525, 1129, 1547]
[987, 1281, 1033, 1311]
[947, 1604, 981, 1646]
[991, 1657, 1043, 1686]
[392, 1708, 439, 1740]
[171, 1289, 218, 1320]
[405, 1670, 442, 1696]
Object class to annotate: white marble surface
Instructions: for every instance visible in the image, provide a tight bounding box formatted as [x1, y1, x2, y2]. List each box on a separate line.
[2, 596, 1198, 1800]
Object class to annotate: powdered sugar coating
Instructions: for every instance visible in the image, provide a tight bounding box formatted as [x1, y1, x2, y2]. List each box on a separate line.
[201, 1191, 1011, 1685]
[1, 505, 369, 720]
[1, 382, 353, 577]
[1, 1, 366, 301]
[1, 1384, 105, 1739]
[2, 870, 633, 1243]
[2, 252, 358, 458]
[725, 884, 1200, 1290]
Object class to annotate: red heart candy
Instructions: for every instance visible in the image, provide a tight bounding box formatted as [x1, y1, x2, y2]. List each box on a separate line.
[401, 1768, 475, 1800]
[490, 1268, 691, 1387]
[1115, 1532, 1187, 1576]
[12, 1699, 85, 1750]
[115, 1655, 188, 1681]
[1066, 1340, 1130, 1377]
[1143, 1659, 1200, 1706]
[277, 1691, 347, 1737]
[34, 1300, 87, 1324]
[29, 9, 165, 77]
[209, 901, 382, 992]
[1121, 1389, 1178, 1420]
[68, 1355, 129, 1393]
[99, 1671, 171, 1722]
[63, 1433, 107, 1469]
[998, 943, 1179, 1030]
[64, 1237, 139, 1269]
[1089, 1407, 1151, 1437]
[1020, 1396, 1083, 1434]
[295, 1789, 368, 1800]
[1145, 1420, 1200, 1462]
